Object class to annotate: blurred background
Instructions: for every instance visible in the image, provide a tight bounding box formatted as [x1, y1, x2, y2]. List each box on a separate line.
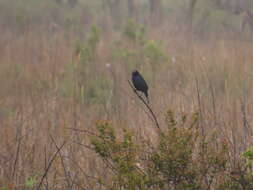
[1, 0, 253, 189]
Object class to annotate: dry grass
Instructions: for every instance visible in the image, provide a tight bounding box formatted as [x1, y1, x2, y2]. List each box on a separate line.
[0, 21, 253, 189]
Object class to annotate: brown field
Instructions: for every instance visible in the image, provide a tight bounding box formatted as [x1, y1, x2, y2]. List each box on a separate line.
[1, 0, 253, 189]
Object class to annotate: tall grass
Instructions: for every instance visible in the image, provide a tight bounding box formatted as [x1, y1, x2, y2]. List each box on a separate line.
[0, 1, 253, 189]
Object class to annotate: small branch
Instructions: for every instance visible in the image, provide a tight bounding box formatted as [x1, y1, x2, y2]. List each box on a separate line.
[12, 134, 22, 180]
[71, 141, 93, 150]
[37, 140, 67, 190]
[44, 146, 49, 190]
[50, 135, 72, 189]
[128, 80, 160, 130]
[67, 127, 100, 138]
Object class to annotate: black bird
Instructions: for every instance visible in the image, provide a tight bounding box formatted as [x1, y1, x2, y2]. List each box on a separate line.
[131, 70, 149, 103]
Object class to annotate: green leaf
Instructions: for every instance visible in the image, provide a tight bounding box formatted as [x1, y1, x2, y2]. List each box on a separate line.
[26, 177, 37, 188]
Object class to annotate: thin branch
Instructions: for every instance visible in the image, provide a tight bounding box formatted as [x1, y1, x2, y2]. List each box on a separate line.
[12, 134, 22, 180]
[128, 80, 160, 130]
[67, 127, 100, 138]
[50, 135, 72, 189]
[36, 140, 67, 190]
[44, 146, 49, 190]
[71, 141, 94, 151]
[67, 128, 120, 144]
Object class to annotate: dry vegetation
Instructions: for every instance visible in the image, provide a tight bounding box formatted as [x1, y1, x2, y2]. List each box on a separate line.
[1, 0, 253, 189]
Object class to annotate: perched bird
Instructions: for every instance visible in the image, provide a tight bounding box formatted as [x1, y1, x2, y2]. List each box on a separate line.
[131, 70, 149, 103]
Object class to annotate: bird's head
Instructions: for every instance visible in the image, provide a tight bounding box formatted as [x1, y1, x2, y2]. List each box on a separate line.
[132, 70, 139, 77]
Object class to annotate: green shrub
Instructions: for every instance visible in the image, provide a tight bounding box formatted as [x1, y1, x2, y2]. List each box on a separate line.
[123, 19, 146, 45]
[91, 111, 229, 190]
[25, 177, 37, 189]
[91, 121, 147, 190]
[220, 147, 253, 190]
[112, 20, 168, 82]
[60, 25, 111, 106]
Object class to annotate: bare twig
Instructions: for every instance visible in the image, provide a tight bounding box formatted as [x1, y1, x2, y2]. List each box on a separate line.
[70, 156, 110, 188]
[67, 128, 117, 145]
[12, 134, 22, 180]
[71, 140, 93, 150]
[44, 146, 49, 190]
[128, 80, 160, 130]
[12, 107, 24, 181]
[37, 140, 67, 190]
[50, 135, 72, 189]
[67, 127, 100, 138]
